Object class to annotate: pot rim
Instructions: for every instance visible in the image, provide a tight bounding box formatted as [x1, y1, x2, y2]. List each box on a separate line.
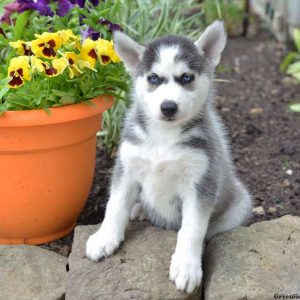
[0, 95, 113, 127]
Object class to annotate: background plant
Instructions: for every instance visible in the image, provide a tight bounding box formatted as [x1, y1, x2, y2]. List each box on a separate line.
[202, 0, 244, 35]
[280, 28, 300, 113]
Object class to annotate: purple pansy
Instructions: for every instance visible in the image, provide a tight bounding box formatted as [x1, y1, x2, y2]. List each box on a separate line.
[99, 17, 122, 33]
[57, 0, 74, 16]
[15, 0, 75, 17]
[70, 0, 99, 8]
[80, 26, 101, 40]
[1, 0, 101, 23]
[17, 0, 53, 16]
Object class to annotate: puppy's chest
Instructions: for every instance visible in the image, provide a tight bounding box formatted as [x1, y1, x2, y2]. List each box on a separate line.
[121, 141, 208, 225]
[121, 142, 208, 190]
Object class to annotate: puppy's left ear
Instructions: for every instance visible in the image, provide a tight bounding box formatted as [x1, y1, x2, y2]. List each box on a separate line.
[113, 31, 145, 74]
[195, 20, 227, 67]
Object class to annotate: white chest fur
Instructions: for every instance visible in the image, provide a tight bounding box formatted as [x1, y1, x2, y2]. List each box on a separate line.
[120, 132, 209, 225]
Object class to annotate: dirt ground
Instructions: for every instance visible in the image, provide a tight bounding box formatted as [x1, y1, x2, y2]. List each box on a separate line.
[42, 29, 300, 256]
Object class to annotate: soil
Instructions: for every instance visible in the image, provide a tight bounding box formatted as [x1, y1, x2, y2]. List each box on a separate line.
[42, 29, 300, 256]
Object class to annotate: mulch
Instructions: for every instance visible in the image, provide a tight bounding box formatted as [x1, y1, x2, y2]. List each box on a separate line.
[42, 29, 300, 256]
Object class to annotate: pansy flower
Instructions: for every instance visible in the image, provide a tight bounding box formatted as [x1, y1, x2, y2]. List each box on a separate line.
[41, 58, 68, 77]
[80, 27, 100, 41]
[9, 40, 34, 56]
[57, 0, 74, 16]
[31, 57, 68, 77]
[71, 0, 99, 8]
[17, 0, 53, 17]
[96, 39, 120, 65]
[8, 56, 31, 88]
[61, 52, 82, 78]
[51, 58, 69, 76]
[30, 56, 46, 73]
[99, 18, 123, 33]
[58, 29, 80, 46]
[79, 38, 97, 68]
[31, 32, 63, 58]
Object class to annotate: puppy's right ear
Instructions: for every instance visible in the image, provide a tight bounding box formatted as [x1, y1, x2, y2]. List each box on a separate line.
[113, 31, 145, 74]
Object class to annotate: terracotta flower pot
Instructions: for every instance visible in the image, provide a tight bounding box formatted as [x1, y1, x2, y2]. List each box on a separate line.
[0, 96, 113, 245]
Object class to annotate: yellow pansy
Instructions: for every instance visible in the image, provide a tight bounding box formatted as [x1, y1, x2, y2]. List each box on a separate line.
[64, 52, 98, 78]
[31, 32, 63, 59]
[96, 39, 120, 65]
[58, 30, 80, 48]
[50, 58, 69, 76]
[8, 56, 31, 88]
[79, 38, 97, 68]
[62, 52, 82, 78]
[30, 57, 45, 73]
[9, 40, 33, 56]
[34, 59, 67, 77]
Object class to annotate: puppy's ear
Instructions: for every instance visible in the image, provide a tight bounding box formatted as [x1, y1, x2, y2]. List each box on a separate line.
[195, 20, 227, 67]
[113, 31, 145, 74]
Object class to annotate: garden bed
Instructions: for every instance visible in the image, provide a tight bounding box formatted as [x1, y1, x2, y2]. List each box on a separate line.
[42, 29, 300, 256]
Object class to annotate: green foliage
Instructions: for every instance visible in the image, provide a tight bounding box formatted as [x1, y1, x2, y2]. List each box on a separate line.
[202, 0, 244, 34]
[1, 63, 127, 112]
[281, 28, 300, 81]
[12, 11, 31, 41]
[116, 0, 205, 43]
[289, 103, 300, 113]
[281, 28, 300, 113]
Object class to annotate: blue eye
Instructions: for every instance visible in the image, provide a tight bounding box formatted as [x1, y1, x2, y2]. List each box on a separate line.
[181, 73, 194, 84]
[147, 73, 162, 85]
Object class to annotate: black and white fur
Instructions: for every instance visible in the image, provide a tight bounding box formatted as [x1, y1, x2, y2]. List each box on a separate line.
[86, 21, 252, 293]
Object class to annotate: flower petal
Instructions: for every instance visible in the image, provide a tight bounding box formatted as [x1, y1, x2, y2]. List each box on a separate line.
[52, 57, 68, 74]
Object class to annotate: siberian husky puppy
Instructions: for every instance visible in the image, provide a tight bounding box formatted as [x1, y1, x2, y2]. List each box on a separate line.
[86, 21, 252, 293]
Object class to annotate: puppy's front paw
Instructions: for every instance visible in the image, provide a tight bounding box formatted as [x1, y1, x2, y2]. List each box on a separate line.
[169, 252, 202, 294]
[86, 228, 123, 261]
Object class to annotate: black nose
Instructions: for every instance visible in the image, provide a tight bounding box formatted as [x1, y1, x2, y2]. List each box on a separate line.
[160, 100, 178, 117]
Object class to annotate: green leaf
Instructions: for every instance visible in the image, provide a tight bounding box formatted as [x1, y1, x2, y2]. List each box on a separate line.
[12, 10, 31, 41]
[291, 72, 300, 81]
[150, 1, 168, 39]
[0, 85, 9, 100]
[293, 28, 300, 53]
[286, 62, 300, 75]
[0, 76, 11, 86]
[59, 95, 75, 105]
[9, 98, 32, 109]
[52, 89, 74, 97]
[289, 103, 300, 112]
[0, 76, 11, 99]
[280, 52, 297, 72]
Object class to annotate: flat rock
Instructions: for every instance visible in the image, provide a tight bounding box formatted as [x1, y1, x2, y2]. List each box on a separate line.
[0, 245, 67, 300]
[66, 222, 201, 300]
[204, 215, 300, 300]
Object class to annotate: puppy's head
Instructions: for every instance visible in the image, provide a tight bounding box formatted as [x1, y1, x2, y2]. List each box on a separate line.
[113, 21, 226, 125]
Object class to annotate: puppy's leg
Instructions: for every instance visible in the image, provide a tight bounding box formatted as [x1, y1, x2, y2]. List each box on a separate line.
[206, 179, 252, 240]
[86, 165, 138, 261]
[170, 189, 212, 294]
[130, 201, 146, 221]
